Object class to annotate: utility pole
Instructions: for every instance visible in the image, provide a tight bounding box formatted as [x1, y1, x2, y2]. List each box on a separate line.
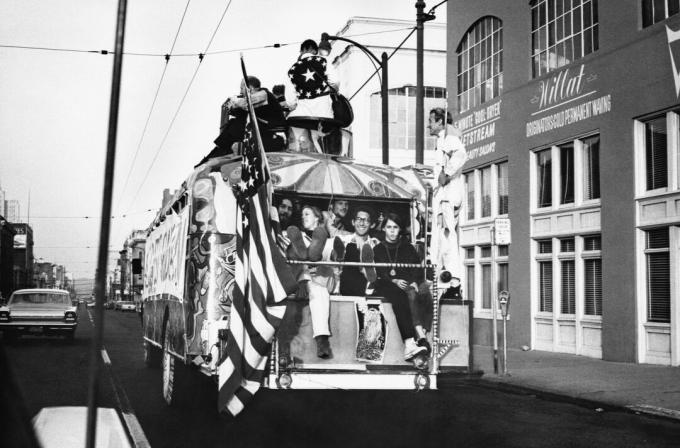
[415, 1, 436, 164]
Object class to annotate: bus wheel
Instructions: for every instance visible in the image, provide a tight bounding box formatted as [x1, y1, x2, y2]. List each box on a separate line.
[144, 340, 161, 368]
[162, 336, 186, 406]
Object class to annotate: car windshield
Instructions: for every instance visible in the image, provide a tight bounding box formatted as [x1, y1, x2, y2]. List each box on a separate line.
[10, 293, 70, 305]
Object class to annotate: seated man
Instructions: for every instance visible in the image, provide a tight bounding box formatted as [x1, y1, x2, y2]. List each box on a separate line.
[322, 199, 353, 237]
[339, 206, 381, 296]
[198, 76, 285, 164]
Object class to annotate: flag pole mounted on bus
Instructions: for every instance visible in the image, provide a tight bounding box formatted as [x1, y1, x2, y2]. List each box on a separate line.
[216, 55, 297, 416]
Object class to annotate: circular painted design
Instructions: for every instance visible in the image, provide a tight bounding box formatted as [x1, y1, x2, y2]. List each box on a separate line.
[368, 181, 387, 196]
[267, 154, 284, 165]
[270, 173, 281, 186]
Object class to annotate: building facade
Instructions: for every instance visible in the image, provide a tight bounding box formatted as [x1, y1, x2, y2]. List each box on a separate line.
[12, 223, 33, 289]
[448, 0, 680, 365]
[6, 199, 21, 223]
[326, 17, 448, 167]
[0, 216, 15, 298]
[124, 229, 146, 308]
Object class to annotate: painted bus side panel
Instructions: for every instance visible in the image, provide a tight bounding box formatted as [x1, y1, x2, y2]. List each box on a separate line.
[143, 207, 191, 355]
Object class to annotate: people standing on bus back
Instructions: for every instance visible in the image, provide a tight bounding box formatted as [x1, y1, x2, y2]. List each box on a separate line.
[197, 76, 285, 165]
[428, 107, 466, 295]
[372, 213, 429, 361]
[285, 39, 338, 153]
[284, 205, 333, 359]
[338, 207, 380, 296]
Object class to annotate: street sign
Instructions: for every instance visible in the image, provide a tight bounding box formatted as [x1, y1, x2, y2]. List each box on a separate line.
[493, 218, 511, 245]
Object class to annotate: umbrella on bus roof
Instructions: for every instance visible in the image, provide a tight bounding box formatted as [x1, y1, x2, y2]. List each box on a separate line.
[223, 152, 427, 199]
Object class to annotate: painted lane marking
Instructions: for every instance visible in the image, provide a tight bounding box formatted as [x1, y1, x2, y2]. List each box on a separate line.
[101, 349, 111, 365]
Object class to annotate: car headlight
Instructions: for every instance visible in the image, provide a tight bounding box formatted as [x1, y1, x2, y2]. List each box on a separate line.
[0, 310, 10, 321]
[64, 311, 77, 321]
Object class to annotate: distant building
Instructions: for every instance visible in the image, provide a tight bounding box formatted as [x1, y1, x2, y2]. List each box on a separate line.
[11, 223, 33, 289]
[5, 199, 20, 223]
[0, 216, 15, 298]
[325, 17, 448, 167]
[124, 229, 146, 307]
[34, 262, 54, 289]
[0, 187, 5, 217]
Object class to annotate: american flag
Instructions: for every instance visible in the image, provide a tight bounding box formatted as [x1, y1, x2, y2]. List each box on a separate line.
[218, 115, 297, 416]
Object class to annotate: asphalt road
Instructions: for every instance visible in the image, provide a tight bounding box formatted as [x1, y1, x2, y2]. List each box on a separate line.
[3, 305, 680, 447]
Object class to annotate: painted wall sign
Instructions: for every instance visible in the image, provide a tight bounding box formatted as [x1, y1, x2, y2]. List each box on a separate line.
[455, 99, 501, 162]
[526, 64, 611, 137]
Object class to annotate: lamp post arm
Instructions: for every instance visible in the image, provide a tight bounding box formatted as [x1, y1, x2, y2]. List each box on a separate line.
[323, 34, 382, 66]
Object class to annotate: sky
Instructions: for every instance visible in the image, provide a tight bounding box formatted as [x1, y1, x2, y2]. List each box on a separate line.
[0, 0, 446, 278]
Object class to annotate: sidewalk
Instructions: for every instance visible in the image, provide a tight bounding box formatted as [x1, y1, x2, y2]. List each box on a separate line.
[468, 345, 680, 421]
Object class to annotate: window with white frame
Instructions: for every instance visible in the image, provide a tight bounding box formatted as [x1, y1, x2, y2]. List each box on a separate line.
[560, 237, 576, 314]
[645, 228, 670, 323]
[498, 161, 509, 214]
[534, 134, 601, 210]
[456, 16, 503, 113]
[536, 235, 602, 316]
[583, 235, 602, 316]
[465, 247, 476, 303]
[531, 0, 599, 78]
[481, 245, 492, 309]
[642, 0, 680, 27]
[464, 244, 509, 313]
[644, 115, 668, 191]
[537, 239, 554, 312]
[465, 172, 476, 220]
[464, 161, 509, 222]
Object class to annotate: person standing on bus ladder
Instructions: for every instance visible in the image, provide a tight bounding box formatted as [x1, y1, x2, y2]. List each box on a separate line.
[285, 39, 338, 153]
[284, 205, 333, 359]
[428, 107, 465, 291]
[338, 206, 380, 296]
[198, 76, 285, 165]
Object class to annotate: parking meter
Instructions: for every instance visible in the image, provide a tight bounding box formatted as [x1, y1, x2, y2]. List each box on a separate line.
[499, 290, 510, 317]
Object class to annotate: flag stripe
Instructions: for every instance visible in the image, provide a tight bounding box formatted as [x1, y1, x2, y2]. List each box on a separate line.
[217, 112, 297, 416]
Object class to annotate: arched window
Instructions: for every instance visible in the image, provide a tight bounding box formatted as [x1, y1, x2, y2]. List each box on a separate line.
[531, 0, 599, 77]
[456, 16, 503, 113]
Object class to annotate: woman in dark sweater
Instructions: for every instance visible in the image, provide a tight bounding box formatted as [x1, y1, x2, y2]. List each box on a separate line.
[373, 213, 427, 362]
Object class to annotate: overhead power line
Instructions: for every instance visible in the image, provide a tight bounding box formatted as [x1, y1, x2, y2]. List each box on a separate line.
[0, 26, 415, 59]
[115, 0, 192, 214]
[123, 0, 233, 213]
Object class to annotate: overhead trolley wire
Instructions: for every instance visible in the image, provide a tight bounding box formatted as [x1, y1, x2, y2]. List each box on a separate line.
[0, 26, 415, 59]
[122, 0, 233, 213]
[114, 0, 192, 214]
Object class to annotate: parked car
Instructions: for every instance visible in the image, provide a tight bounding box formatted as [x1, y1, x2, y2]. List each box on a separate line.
[104, 301, 115, 310]
[0, 289, 77, 340]
[118, 301, 136, 312]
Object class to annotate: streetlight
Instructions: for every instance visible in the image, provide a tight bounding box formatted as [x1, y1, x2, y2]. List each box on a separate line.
[319, 33, 390, 165]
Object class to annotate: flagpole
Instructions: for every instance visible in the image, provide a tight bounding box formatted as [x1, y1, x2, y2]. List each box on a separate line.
[239, 54, 271, 186]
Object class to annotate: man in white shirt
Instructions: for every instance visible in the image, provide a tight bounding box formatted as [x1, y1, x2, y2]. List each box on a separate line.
[428, 107, 466, 287]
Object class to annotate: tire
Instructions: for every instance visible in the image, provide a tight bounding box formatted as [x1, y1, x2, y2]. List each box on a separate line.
[161, 334, 186, 406]
[144, 339, 161, 368]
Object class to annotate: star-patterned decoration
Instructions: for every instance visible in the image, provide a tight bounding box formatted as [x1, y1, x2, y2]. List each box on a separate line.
[233, 123, 268, 230]
[287, 54, 329, 100]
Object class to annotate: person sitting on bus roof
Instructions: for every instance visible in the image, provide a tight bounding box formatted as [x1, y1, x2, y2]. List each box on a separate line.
[285, 39, 338, 153]
[372, 213, 429, 361]
[283, 205, 333, 359]
[197, 76, 285, 165]
[337, 206, 380, 297]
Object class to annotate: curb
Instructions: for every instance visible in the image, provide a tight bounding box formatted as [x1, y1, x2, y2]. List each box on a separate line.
[470, 377, 680, 424]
